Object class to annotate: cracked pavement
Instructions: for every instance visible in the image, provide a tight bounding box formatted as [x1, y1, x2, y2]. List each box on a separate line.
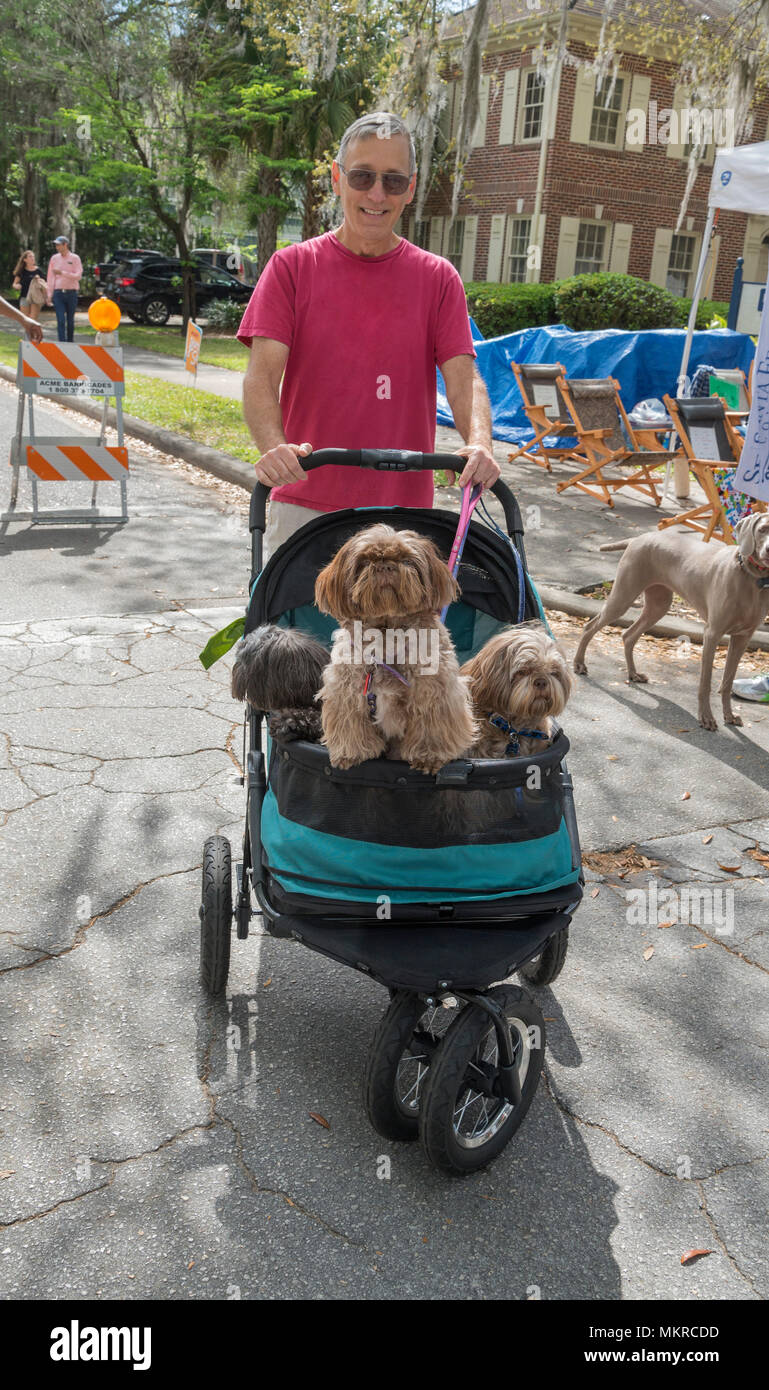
[0, 387, 768, 1301]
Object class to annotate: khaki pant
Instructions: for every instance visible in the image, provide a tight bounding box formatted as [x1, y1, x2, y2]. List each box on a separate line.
[263, 500, 327, 562]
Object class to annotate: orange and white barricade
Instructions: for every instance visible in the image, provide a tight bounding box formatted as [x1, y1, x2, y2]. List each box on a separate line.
[3, 340, 129, 525]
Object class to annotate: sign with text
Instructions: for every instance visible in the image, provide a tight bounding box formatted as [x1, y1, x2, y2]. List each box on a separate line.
[184, 320, 202, 375]
[735, 266, 769, 502]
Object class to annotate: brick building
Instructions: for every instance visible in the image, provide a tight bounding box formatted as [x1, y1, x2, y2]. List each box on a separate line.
[410, 0, 769, 300]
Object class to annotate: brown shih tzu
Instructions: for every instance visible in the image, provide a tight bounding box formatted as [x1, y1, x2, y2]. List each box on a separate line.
[462, 622, 572, 758]
[231, 624, 328, 742]
[314, 523, 477, 774]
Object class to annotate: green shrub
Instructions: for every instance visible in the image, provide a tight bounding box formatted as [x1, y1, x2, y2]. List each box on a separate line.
[676, 296, 730, 330]
[464, 281, 558, 337]
[554, 273, 686, 331]
[202, 298, 245, 332]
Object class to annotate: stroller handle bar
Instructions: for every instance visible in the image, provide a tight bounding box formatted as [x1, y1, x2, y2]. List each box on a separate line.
[249, 448, 523, 541]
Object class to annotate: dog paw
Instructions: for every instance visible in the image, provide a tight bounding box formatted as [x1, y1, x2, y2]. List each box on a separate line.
[699, 712, 718, 731]
[724, 711, 743, 727]
[628, 672, 649, 684]
[573, 660, 587, 675]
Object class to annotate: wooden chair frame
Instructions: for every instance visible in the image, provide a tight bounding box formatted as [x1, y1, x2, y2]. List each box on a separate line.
[509, 361, 587, 471]
[657, 393, 761, 543]
[556, 375, 676, 507]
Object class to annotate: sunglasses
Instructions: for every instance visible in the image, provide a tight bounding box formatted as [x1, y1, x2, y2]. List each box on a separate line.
[338, 164, 412, 195]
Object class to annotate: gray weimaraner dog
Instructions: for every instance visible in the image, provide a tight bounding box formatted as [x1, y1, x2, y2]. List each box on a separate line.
[574, 513, 769, 729]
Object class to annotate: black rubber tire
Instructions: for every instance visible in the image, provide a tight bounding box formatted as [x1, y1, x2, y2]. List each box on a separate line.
[126, 311, 144, 323]
[199, 836, 232, 994]
[418, 986, 545, 1176]
[518, 925, 569, 987]
[364, 993, 457, 1141]
[143, 296, 170, 326]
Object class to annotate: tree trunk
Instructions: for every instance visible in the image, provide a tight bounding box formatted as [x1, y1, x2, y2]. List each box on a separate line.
[302, 167, 321, 241]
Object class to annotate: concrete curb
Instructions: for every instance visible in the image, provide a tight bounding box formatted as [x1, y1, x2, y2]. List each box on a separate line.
[0, 362, 255, 493]
[5, 360, 767, 653]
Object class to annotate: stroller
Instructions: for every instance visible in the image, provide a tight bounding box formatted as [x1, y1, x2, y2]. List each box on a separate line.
[199, 450, 583, 1175]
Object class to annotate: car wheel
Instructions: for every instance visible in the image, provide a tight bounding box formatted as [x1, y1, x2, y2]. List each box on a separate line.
[143, 296, 170, 326]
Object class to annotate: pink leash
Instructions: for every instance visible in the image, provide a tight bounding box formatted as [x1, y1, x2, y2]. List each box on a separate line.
[440, 482, 484, 622]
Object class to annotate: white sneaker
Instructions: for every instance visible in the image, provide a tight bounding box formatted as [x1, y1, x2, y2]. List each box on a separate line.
[732, 674, 769, 702]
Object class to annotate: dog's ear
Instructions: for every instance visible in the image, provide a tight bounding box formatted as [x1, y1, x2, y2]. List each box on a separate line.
[422, 539, 459, 612]
[735, 513, 761, 558]
[315, 549, 350, 619]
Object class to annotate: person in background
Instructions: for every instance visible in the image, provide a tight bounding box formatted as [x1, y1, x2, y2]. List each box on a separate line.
[46, 235, 82, 342]
[12, 249, 47, 323]
[0, 293, 44, 342]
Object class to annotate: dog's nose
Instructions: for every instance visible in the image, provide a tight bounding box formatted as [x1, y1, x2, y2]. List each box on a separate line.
[533, 677, 549, 691]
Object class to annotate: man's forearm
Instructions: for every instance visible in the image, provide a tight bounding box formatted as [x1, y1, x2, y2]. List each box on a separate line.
[450, 367, 493, 450]
[242, 374, 286, 453]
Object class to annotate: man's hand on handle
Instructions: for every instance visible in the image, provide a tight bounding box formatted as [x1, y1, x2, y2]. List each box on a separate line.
[254, 441, 312, 487]
[446, 444, 501, 491]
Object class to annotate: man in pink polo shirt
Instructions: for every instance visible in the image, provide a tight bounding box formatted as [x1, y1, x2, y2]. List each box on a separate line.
[46, 235, 83, 343]
[238, 111, 499, 555]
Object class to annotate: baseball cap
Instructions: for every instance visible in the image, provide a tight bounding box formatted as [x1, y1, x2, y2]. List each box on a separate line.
[53, 235, 69, 244]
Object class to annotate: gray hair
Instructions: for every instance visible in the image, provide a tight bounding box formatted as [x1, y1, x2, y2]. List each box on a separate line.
[337, 112, 416, 174]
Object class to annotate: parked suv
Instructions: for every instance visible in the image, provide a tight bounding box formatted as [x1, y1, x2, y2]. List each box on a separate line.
[114, 257, 253, 325]
[193, 247, 257, 284]
[93, 248, 161, 297]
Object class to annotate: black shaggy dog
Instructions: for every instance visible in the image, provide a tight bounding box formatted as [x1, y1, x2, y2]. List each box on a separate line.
[231, 624, 329, 742]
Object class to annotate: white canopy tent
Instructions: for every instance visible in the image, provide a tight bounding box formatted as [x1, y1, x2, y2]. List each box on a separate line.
[678, 140, 769, 390]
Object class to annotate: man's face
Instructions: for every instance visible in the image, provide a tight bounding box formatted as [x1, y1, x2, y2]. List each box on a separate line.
[332, 133, 416, 250]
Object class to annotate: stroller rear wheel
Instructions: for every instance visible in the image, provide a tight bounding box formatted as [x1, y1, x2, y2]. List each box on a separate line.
[364, 992, 463, 1141]
[518, 925, 569, 987]
[199, 836, 232, 995]
[419, 986, 545, 1175]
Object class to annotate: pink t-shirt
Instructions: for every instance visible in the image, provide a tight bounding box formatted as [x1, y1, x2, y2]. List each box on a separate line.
[237, 231, 475, 512]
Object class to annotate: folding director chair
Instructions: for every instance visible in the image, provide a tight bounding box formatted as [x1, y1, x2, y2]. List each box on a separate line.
[509, 361, 582, 470]
[556, 376, 676, 507]
[658, 395, 762, 543]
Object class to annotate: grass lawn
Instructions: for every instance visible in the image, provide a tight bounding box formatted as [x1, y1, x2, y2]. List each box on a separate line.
[0, 331, 257, 464]
[73, 322, 249, 370]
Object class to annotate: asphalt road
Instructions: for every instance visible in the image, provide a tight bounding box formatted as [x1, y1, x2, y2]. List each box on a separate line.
[0, 383, 767, 1301]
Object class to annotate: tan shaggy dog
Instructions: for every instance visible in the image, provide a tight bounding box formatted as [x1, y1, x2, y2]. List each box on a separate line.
[462, 622, 573, 758]
[314, 523, 477, 773]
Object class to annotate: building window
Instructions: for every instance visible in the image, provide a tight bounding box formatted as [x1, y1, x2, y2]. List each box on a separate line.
[589, 75, 624, 145]
[667, 233, 696, 296]
[575, 222, 607, 274]
[447, 218, 464, 271]
[508, 218, 532, 282]
[521, 70, 546, 140]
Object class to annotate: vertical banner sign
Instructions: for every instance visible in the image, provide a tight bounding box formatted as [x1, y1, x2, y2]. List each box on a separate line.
[735, 266, 769, 502]
[185, 320, 202, 376]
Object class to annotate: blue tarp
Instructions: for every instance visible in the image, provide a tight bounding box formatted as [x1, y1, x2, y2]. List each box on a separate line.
[437, 322, 756, 446]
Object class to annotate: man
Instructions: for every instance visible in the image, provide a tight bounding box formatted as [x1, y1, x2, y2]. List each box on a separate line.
[0, 294, 44, 343]
[46, 235, 82, 343]
[238, 111, 499, 556]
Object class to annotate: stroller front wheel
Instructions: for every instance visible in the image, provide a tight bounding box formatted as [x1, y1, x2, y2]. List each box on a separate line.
[364, 992, 463, 1141]
[199, 836, 232, 995]
[419, 986, 545, 1175]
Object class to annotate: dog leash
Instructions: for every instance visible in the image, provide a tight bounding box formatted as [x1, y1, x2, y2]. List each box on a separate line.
[364, 661, 410, 719]
[488, 714, 549, 757]
[440, 482, 484, 622]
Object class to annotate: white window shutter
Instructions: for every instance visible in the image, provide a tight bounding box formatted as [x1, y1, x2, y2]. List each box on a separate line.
[429, 217, 445, 257]
[609, 222, 633, 274]
[460, 215, 478, 281]
[498, 68, 520, 145]
[665, 83, 689, 160]
[546, 66, 562, 138]
[624, 73, 651, 151]
[555, 215, 581, 280]
[649, 227, 674, 287]
[472, 74, 491, 147]
[703, 233, 720, 297]
[743, 216, 769, 280]
[569, 67, 596, 144]
[486, 213, 506, 281]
